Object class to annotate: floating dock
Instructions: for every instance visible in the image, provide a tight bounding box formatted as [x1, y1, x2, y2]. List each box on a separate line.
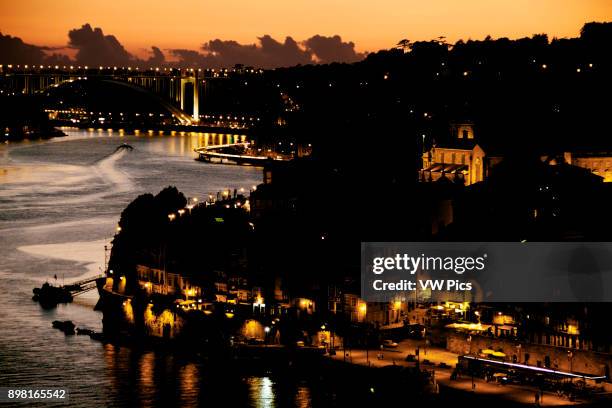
[194, 143, 290, 166]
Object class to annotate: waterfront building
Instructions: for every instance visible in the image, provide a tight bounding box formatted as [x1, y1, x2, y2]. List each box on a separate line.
[326, 286, 406, 328]
[102, 260, 332, 345]
[136, 265, 200, 298]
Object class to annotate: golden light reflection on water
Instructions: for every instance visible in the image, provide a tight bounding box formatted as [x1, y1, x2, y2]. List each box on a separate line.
[136, 131, 248, 158]
[178, 362, 200, 404]
[103, 344, 127, 403]
[246, 376, 312, 408]
[249, 376, 276, 408]
[139, 352, 155, 391]
[295, 385, 312, 408]
[100, 343, 317, 408]
[137, 352, 157, 408]
[60, 128, 247, 159]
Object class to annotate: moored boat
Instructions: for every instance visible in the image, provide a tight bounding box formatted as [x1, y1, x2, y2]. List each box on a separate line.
[33, 282, 73, 307]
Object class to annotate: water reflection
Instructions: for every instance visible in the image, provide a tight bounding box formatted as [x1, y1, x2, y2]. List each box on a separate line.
[111, 129, 248, 158]
[249, 376, 276, 408]
[139, 352, 155, 397]
[244, 376, 314, 408]
[98, 344, 317, 408]
[178, 362, 199, 406]
[295, 385, 312, 408]
[22, 127, 249, 159]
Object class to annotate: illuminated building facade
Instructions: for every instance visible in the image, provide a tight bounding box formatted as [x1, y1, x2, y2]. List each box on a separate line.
[560, 151, 612, 182]
[421, 123, 501, 186]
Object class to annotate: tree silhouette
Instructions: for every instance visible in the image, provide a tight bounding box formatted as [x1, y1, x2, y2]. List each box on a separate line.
[396, 39, 412, 52]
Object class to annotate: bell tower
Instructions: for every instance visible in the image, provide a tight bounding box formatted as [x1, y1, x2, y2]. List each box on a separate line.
[451, 122, 475, 140]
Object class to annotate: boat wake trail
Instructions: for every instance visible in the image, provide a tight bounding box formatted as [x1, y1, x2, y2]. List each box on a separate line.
[92, 147, 134, 194]
[37, 147, 135, 206]
[0, 145, 135, 208]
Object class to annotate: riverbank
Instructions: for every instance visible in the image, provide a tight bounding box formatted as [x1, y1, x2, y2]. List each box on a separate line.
[94, 275, 607, 407]
[3, 124, 66, 141]
[1, 94, 67, 142]
[49, 119, 250, 137]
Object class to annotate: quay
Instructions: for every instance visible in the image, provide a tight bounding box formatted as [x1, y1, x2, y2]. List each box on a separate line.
[72, 121, 250, 135]
[194, 142, 291, 165]
[326, 338, 609, 406]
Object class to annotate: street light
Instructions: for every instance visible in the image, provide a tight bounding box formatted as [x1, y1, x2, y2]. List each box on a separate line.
[264, 326, 270, 346]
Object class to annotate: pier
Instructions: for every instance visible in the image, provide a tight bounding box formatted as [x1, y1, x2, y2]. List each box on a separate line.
[33, 274, 105, 306]
[62, 274, 105, 296]
[194, 142, 290, 165]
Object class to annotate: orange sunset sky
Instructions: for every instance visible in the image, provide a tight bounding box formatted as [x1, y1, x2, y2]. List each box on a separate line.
[2, 0, 611, 57]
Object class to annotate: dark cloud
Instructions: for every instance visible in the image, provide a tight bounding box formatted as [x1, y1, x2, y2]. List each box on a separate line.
[258, 35, 312, 66]
[304, 35, 365, 64]
[43, 52, 73, 66]
[0, 24, 166, 67]
[146, 46, 166, 65]
[0, 32, 46, 64]
[1, 25, 362, 68]
[180, 35, 312, 68]
[68, 24, 135, 66]
[168, 49, 206, 67]
[171, 34, 364, 68]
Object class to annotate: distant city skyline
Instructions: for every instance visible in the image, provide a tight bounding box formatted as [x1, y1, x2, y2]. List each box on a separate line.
[3, 1, 612, 50]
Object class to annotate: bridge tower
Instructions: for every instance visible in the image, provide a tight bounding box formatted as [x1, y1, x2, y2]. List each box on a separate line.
[180, 71, 199, 123]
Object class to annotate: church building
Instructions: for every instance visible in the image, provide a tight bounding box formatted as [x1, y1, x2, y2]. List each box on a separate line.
[420, 123, 499, 186]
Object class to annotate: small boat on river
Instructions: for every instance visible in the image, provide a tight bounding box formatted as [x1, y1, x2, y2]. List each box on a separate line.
[116, 143, 134, 151]
[33, 282, 73, 307]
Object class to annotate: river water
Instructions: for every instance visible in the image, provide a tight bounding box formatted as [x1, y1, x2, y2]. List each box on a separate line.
[0, 128, 320, 407]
